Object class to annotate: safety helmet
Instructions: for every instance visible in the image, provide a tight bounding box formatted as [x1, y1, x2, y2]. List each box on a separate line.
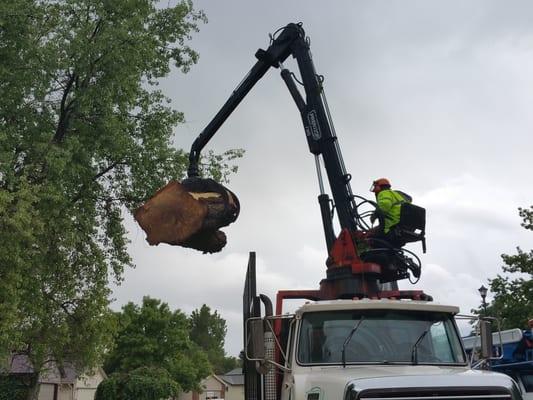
[370, 178, 391, 192]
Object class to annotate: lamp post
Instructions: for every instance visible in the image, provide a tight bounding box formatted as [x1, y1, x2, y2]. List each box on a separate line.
[478, 285, 488, 315]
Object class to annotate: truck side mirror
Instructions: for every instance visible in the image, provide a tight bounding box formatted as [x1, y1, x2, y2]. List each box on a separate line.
[246, 319, 265, 359]
[479, 319, 493, 359]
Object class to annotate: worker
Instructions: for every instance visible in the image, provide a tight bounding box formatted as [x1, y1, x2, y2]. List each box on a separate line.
[361, 178, 422, 279]
[368, 178, 412, 247]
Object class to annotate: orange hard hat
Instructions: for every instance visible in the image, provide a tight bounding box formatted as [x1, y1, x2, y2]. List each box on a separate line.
[370, 178, 391, 192]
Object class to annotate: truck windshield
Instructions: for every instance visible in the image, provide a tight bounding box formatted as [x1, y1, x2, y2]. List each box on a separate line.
[297, 309, 466, 365]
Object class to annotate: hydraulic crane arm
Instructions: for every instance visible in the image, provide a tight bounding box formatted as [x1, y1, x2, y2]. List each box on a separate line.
[133, 21, 424, 302]
[187, 23, 360, 251]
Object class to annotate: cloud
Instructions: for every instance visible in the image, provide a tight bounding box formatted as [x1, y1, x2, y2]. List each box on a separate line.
[409, 263, 484, 310]
[406, 263, 486, 337]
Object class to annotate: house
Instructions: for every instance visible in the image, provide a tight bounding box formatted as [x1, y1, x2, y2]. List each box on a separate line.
[180, 368, 244, 400]
[7, 354, 106, 400]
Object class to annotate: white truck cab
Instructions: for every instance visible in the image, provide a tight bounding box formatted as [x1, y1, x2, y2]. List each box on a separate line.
[272, 300, 520, 400]
[244, 273, 522, 400]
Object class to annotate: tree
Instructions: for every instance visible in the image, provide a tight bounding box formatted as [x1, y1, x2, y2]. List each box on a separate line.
[218, 356, 241, 374]
[103, 297, 210, 393]
[189, 304, 240, 374]
[0, 0, 240, 397]
[474, 207, 533, 329]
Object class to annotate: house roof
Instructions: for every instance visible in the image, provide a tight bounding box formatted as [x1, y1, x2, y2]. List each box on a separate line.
[218, 368, 244, 386]
[8, 355, 77, 384]
[224, 368, 243, 376]
[9, 355, 33, 375]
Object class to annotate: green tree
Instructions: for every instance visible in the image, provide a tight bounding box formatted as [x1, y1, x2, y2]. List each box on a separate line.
[0, 0, 240, 397]
[219, 356, 241, 374]
[474, 207, 533, 329]
[104, 297, 210, 392]
[189, 304, 239, 374]
[95, 366, 180, 400]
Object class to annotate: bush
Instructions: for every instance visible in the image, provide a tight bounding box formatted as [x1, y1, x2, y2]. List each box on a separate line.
[95, 367, 180, 400]
[0, 375, 29, 400]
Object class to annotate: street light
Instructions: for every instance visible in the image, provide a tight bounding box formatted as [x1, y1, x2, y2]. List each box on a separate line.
[478, 285, 488, 314]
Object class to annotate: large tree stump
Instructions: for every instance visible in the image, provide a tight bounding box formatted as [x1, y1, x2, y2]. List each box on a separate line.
[134, 179, 240, 253]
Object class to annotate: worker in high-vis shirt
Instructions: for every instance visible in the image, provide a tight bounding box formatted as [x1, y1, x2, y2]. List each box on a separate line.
[368, 177, 412, 244]
[360, 178, 422, 279]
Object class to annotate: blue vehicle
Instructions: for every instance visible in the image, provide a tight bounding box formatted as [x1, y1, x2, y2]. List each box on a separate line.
[464, 328, 533, 400]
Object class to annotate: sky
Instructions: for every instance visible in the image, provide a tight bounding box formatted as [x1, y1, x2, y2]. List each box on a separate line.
[112, 0, 533, 357]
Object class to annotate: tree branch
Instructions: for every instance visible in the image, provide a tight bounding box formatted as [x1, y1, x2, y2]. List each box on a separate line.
[89, 19, 103, 42]
[71, 161, 125, 203]
[93, 161, 121, 181]
[52, 72, 77, 144]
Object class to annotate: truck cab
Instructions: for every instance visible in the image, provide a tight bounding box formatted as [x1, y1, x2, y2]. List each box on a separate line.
[246, 297, 522, 400]
[279, 300, 518, 400]
[243, 256, 522, 400]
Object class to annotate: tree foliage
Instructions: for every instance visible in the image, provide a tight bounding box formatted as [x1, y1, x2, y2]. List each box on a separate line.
[95, 367, 179, 400]
[0, 0, 241, 394]
[475, 207, 533, 329]
[103, 297, 210, 392]
[189, 304, 240, 374]
[218, 356, 241, 374]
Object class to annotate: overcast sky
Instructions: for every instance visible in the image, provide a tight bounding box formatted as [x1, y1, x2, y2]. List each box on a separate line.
[112, 0, 533, 357]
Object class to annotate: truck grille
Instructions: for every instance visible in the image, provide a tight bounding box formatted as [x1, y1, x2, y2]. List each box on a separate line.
[350, 387, 512, 400]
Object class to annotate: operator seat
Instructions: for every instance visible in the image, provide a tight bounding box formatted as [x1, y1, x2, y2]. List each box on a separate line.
[394, 202, 426, 253]
[359, 202, 426, 282]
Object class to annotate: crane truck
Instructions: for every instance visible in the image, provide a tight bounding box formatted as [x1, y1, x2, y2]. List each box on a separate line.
[178, 22, 522, 400]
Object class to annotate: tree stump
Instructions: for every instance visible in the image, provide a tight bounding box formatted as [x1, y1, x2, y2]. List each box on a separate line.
[134, 179, 240, 253]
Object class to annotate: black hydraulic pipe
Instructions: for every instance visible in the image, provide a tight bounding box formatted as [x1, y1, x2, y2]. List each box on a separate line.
[259, 294, 273, 317]
[280, 69, 306, 112]
[318, 194, 335, 251]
